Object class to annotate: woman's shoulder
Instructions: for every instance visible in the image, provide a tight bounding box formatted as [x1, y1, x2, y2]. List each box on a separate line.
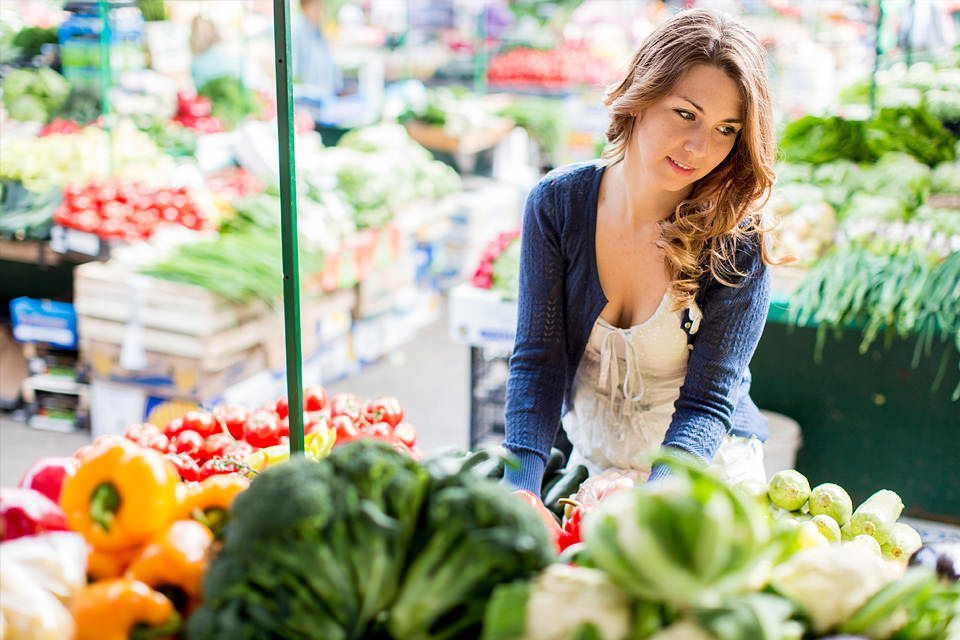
[526, 160, 603, 216]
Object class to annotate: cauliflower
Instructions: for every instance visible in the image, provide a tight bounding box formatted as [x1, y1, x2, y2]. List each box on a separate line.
[771, 544, 899, 633]
[522, 565, 632, 640]
[647, 620, 716, 640]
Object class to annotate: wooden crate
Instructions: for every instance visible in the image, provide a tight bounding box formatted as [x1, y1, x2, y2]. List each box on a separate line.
[74, 262, 267, 338]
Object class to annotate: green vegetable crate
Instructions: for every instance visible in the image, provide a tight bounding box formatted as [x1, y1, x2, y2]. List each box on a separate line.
[750, 301, 960, 522]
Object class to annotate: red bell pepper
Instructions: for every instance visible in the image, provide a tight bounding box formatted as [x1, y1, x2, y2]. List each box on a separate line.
[18, 456, 78, 504]
[1, 487, 70, 541]
[557, 501, 584, 552]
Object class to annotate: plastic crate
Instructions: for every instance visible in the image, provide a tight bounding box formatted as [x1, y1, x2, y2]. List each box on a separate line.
[469, 346, 510, 448]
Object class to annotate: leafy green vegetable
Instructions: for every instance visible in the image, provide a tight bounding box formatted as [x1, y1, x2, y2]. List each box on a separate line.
[0, 180, 61, 240]
[188, 441, 554, 640]
[198, 76, 261, 129]
[492, 236, 521, 299]
[11, 26, 57, 59]
[54, 85, 102, 125]
[2, 68, 69, 123]
[865, 107, 957, 166]
[582, 449, 781, 609]
[779, 115, 872, 165]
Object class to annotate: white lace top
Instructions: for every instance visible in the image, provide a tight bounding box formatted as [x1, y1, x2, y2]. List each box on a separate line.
[562, 291, 700, 475]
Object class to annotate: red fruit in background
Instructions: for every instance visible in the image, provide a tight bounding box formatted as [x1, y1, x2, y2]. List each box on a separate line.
[243, 410, 281, 448]
[364, 421, 393, 439]
[172, 430, 204, 458]
[329, 393, 362, 424]
[165, 453, 201, 482]
[198, 458, 243, 480]
[392, 422, 417, 448]
[363, 397, 404, 428]
[303, 385, 328, 412]
[1, 487, 69, 541]
[181, 411, 219, 439]
[203, 433, 234, 461]
[213, 404, 249, 440]
[513, 490, 561, 547]
[163, 417, 186, 439]
[123, 423, 169, 452]
[275, 396, 289, 420]
[72, 444, 95, 460]
[18, 457, 78, 504]
[223, 440, 254, 461]
[328, 414, 357, 440]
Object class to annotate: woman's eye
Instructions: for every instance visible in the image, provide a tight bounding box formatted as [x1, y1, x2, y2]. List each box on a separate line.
[674, 109, 695, 121]
[718, 126, 739, 136]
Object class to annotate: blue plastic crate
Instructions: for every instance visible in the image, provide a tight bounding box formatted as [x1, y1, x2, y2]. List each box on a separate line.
[9, 297, 78, 350]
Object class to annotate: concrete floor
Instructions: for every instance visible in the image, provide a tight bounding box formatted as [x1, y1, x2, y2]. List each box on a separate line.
[0, 311, 470, 486]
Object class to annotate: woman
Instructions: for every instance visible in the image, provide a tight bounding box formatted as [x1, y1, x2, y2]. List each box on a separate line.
[503, 9, 778, 495]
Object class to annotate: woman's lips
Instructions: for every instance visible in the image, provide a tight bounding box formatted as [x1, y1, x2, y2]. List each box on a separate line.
[667, 156, 695, 176]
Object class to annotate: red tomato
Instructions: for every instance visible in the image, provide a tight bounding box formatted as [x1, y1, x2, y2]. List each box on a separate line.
[203, 433, 234, 461]
[18, 457, 77, 504]
[303, 385, 328, 412]
[163, 417, 185, 439]
[275, 396, 289, 420]
[213, 404, 249, 440]
[223, 440, 254, 461]
[363, 397, 404, 428]
[329, 393, 362, 424]
[172, 430, 204, 458]
[198, 458, 242, 480]
[165, 453, 201, 482]
[364, 421, 393, 439]
[123, 423, 169, 452]
[328, 414, 358, 440]
[181, 411, 219, 439]
[392, 421, 417, 448]
[243, 410, 281, 448]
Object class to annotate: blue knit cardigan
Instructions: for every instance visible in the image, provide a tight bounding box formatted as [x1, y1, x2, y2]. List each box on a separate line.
[503, 161, 771, 493]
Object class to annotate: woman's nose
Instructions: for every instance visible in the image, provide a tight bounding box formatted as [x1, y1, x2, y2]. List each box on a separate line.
[682, 127, 708, 158]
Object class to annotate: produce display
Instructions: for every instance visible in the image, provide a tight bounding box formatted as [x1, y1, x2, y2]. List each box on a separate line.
[472, 228, 521, 297]
[487, 45, 616, 90]
[53, 180, 211, 240]
[2, 67, 70, 123]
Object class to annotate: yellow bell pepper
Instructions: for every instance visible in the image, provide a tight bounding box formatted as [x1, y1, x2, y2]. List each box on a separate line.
[61, 439, 180, 550]
[306, 426, 336, 460]
[87, 544, 140, 581]
[71, 578, 180, 640]
[126, 520, 213, 612]
[176, 474, 249, 538]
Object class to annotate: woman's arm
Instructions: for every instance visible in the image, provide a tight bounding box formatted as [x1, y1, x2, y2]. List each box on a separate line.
[503, 179, 568, 494]
[659, 237, 772, 469]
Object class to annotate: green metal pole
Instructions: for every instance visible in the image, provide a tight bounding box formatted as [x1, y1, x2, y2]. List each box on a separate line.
[870, 0, 885, 117]
[97, 0, 111, 119]
[272, 0, 305, 455]
[98, 0, 113, 173]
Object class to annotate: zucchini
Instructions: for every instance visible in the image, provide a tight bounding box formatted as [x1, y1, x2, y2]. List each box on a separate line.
[544, 465, 590, 517]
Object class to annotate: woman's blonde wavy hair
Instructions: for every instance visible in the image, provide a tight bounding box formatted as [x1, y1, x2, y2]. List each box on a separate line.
[600, 9, 778, 309]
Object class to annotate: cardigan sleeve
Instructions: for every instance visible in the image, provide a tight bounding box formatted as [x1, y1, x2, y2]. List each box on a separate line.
[503, 178, 568, 493]
[661, 237, 771, 463]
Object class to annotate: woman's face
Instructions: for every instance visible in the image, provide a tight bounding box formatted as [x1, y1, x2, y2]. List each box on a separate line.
[628, 64, 743, 192]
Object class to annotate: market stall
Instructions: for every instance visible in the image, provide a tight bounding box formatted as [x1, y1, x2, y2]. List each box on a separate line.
[2, 0, 960, 638]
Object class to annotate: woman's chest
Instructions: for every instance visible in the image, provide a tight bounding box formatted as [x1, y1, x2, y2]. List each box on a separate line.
[594, 218, 672, 329]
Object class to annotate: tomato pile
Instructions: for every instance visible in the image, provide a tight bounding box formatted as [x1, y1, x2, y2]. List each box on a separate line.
[79, 386, 419, 484]
[471, 229, 520, 289]
[487, 46, 616, 89]
[54, 180, 210, 240]
[173, 91, 224, 134]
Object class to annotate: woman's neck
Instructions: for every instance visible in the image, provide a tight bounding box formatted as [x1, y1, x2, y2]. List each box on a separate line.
[610, 154, 693, 225]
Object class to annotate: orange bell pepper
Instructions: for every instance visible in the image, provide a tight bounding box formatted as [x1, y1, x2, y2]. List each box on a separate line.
[126, 519, 213, 609]
[177, 474, 249, 538]
[87, 544, 140, 581]
[61, 439, 180, 550]
[71, 577, 180, 640]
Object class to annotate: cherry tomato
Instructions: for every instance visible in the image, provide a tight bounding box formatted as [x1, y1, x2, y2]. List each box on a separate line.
[243, 410, 281, 448]
[165, 453, 201, 482]
[181, 411, 219, 439]
[303, 385, 328, 412]
[203, 433, 234, 461]
[392, 421, 417, 448]
[363, 397, 404, 428]
[123, 423, 169, 452]
[329, 393, 362, 424]
[275, 396, 289, 420]
[172, 430, 204, 458]
[213, 404, 249, 440]
[328, 414, 358, 440]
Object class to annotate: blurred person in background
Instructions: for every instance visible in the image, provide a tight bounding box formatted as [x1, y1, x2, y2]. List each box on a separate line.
[503, 9, 782, 498]
[189, 15, 244, 90]
[293, 0, 342, 101]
